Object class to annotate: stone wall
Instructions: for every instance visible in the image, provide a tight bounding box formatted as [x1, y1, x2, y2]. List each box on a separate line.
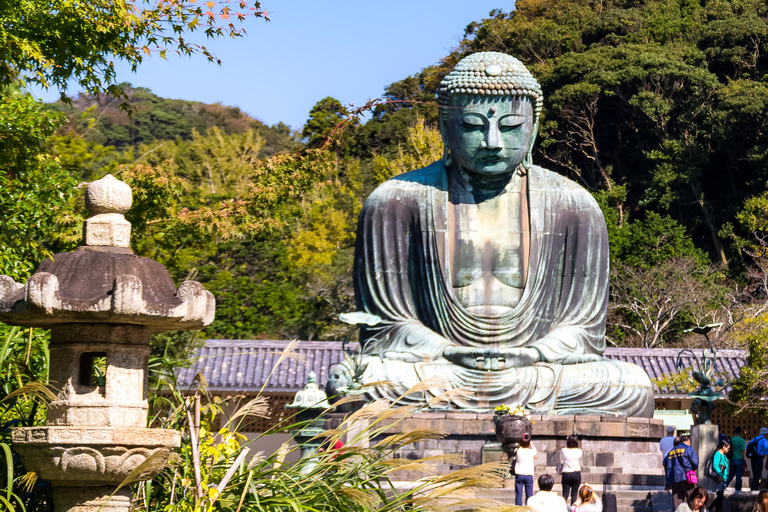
[330, 412, 666, 485]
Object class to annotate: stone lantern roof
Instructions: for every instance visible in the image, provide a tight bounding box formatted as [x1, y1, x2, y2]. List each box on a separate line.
[0, 174, 214, 331]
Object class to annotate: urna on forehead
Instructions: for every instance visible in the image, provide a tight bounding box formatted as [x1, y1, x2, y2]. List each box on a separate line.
[436, 52, 543, 121]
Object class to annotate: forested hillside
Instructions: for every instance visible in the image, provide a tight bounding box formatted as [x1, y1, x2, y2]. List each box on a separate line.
[4, 0, 768, 357]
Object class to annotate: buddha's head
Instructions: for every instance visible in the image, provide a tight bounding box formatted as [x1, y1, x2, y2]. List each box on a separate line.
[437, 52, 543, 177]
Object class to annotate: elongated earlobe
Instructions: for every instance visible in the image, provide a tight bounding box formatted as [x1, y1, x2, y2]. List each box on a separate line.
[523, 121, 539, 170]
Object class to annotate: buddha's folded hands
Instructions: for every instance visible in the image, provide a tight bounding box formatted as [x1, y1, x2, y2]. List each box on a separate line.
[443, 346, 539, 370]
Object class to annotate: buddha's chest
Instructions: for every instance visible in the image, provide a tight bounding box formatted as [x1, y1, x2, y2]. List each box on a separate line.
[446, 187, 527, 312]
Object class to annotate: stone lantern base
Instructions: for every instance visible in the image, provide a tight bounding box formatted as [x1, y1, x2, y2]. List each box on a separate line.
[52, 488, 132, 512]
[13, 427, 180, 511]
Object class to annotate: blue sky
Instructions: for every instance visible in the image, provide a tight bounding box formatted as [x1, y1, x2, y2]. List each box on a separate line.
[32, 1, 509, 130]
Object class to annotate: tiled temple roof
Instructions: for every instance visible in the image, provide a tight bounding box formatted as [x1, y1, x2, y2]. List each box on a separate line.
[603, 347, 746, 398]
[176, 340, 354, 394]
[176, 340, 747, 398]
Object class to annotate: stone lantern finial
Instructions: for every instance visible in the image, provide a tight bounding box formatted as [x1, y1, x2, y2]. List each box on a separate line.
[84, 174, 133, 248]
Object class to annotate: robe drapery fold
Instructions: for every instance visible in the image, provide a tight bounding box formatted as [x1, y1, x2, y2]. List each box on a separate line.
[349, 161, 654, 416]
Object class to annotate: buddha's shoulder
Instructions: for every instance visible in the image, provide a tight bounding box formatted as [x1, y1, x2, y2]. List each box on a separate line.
[366, 161, 443, 202]
[529, 165, 598, 203]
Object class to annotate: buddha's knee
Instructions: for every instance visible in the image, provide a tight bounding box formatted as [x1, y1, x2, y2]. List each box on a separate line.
[558, 360, 654, 417]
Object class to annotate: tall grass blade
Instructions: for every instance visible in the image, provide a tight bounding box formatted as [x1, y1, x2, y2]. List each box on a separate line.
[0, 443, 12, 502]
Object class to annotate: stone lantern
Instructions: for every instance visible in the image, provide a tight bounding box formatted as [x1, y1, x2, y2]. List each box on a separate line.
[0, 175, 215, 512]
[285, 371, 332, 466]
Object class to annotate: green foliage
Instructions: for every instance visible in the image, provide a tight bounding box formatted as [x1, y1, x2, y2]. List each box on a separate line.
[201, 240, 321, 340]
[610, 211, 709, 268]
[652, 368, 697, 395]
[0, 326, 55, 511]
[302, 97, 352, 149]
[0, 1, 267, 105]
[371, 117, 443, 183]
[729, 315, 768, 415]
[52, 85, 298, 156]
[0, 92, 78, 279]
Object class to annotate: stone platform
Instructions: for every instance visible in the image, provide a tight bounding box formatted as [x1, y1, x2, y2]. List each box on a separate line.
[331, 412, 666, 485]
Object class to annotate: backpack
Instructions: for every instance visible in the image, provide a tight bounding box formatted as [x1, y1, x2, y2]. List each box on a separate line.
[747, 437, 760, 458]
[704, 457, 719, 479]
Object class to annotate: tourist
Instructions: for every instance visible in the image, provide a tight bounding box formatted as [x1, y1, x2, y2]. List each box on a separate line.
[748, 427, 768, 491]
[570, 483, 603, 512]
[664, 434, 700, 509]
[710, 440, 730, 512]
[661, 426, 677, 458]
[514, 433, 537, 506]
[527, 474, 569, 512]
[675, 486, 708, 512]
[726, 426, 746, 492]
[561, 434, 583, 506]
[753, 490, 768, 512]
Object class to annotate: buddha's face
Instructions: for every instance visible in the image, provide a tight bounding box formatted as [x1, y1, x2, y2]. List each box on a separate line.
[442, 95, 536, 176]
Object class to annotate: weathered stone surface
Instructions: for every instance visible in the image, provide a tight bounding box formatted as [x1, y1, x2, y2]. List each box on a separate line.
[595, 452, 614, 466]
[13, 427, 180, 486]
[573, 421, 601, 436]
[364, 414, 665, 481]
[599, 421, 626, 437]
[627, 422, 651, 437]
[0, 175, 215, 331]
[53, 487, 132, 512]
[650, 422, 666, 438]
[328, 51, 655, 417]
[0, 265, 215, 331]
[411, 412, 446, 419]
[532, 420, 554, 436]
[554, 420, 574, 436]
[83, 175, 133, 248]
[692, 423, 719, 489]
[6, 175, 209, 512]
[85, 174, 132, 215]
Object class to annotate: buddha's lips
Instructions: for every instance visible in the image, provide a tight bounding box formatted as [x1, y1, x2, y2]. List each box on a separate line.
[479, 155, 505, 164]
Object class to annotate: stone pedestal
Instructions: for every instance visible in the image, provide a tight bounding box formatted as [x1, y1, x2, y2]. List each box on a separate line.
[691, 423, 719, 491]
[52, 488, 132, 512]
[330, 412, 666, 486]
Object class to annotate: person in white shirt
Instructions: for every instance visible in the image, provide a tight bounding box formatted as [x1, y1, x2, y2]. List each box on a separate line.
[570, 484, 603, 512]
[561, 434, 584, 505]
[660, 426, 677, 458]
[528, 474, 569, 512]
[514, 433, 537, 506]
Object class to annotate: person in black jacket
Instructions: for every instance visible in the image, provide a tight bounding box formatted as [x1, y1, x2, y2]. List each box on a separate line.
[664, 435, 699, 509]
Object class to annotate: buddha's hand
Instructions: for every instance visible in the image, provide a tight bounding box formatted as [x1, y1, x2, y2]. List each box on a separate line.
[443, 347, 539, 370]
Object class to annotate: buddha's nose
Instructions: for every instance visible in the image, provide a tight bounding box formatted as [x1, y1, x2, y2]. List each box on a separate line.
[480, 124, 502, 150]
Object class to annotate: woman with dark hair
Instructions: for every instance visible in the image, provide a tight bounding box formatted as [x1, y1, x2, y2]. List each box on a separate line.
[675, 486, 708, 512]
[514, 432, 537, 506]
[560, 434, 583, 505]
[710, 441, 730, 512]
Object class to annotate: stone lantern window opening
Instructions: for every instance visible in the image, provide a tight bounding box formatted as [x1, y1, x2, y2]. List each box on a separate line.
[78, 351, 106, 391]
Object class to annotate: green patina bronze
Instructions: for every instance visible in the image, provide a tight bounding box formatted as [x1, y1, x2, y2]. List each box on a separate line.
[330, 52, 654, 416]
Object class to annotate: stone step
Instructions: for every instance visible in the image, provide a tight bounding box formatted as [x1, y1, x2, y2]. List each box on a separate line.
[475, 487, 656, 512]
